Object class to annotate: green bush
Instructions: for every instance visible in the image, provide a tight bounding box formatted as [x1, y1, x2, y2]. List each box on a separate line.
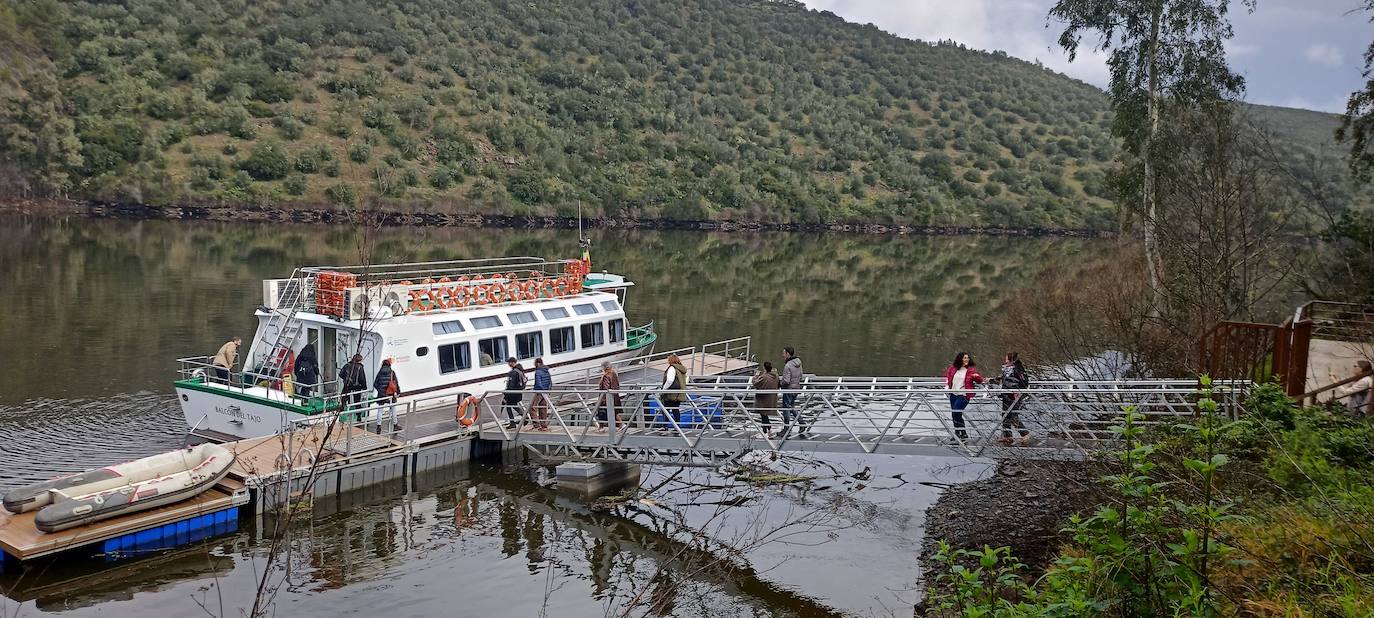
[326, 183, 357, 206]
[240, 141, 290, 181]
[284, 173, 307, 196]
[274, 115, 305, 140]
[348, 142, 371, 163]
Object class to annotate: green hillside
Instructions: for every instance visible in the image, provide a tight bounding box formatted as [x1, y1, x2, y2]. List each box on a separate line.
[0, 0, 1130, 228]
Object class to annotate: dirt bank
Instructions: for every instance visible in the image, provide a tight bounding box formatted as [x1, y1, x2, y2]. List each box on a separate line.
[0, 198, 1112, 238]
[916, 459, 1110, 612]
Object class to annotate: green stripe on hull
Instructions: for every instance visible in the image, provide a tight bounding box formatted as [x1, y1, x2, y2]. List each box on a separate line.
[173, 379, 336, 415]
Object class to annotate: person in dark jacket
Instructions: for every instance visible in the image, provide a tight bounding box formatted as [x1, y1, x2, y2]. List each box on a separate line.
[943, 351, 984, 441]
[996, 352, 1031, 445]
[530, 358, 552, 431]
[502, 357, 526, 429]
[294, 343, 321, 398]
[597, 361, 622, 430]
[340, 353, 368, 411]
[373, 358, 401, 431]
[751, 361, 780, 435]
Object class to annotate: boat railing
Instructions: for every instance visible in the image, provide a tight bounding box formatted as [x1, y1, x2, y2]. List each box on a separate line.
[302, 257, 581, 286]
[176, 355, 342, 405]
[625, 321, 656, 349]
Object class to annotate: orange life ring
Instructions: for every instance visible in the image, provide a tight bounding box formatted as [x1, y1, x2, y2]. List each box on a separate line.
[408, 291, 426, 312]
[455, 395, 482, 427]
[453, 285, 470, 308]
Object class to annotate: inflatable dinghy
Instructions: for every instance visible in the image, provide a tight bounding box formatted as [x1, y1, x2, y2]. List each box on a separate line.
[2, 443, 236, 532]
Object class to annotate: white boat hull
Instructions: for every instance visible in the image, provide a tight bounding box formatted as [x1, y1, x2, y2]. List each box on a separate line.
[178, 347, 648, 441]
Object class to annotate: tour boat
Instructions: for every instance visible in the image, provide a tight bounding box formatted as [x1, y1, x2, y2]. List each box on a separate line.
[174, 254, 657, 441]
[3, 444, 236, 532]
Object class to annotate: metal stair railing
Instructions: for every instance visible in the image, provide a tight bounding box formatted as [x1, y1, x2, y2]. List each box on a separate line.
[253, 268, 310, 382]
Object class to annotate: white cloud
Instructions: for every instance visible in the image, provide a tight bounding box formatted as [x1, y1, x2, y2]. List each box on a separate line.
[1303, 43, 1343, 67]
[802, 0, 1112, 88]
[1225, 41, 1261, 58]
[1270, 94, 1349, 113]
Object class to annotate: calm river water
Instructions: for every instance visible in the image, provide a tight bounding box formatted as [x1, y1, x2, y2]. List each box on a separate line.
[0, 215, 1100, 617]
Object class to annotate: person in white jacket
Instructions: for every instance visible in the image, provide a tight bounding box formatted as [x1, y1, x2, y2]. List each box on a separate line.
[1330, 360, 1373, 416]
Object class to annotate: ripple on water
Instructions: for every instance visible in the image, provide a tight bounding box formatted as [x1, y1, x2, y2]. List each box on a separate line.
[0, 393, 187, 492]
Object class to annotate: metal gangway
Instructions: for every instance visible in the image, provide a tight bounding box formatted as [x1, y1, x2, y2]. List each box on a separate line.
[464, 378, 1247, 465]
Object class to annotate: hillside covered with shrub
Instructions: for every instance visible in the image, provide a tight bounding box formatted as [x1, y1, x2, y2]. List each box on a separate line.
[0, 0, 1356, 228]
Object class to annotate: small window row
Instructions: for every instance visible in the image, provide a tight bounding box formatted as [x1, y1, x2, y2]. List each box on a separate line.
[430, 302, 619, 337]
[433, 319, 626, 375]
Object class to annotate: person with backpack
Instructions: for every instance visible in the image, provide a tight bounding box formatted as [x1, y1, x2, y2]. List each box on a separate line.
[996, 352, 1031, 445]
[373, 358, 401, 432]
[502, 357, 527, 429]
[943, 351, 984, 441]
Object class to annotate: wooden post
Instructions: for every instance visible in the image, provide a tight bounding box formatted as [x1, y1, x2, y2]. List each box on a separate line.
[1287, 320, 1313, 397]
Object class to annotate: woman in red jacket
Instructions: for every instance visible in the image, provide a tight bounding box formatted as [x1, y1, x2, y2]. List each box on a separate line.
[943, 352, 984, 441]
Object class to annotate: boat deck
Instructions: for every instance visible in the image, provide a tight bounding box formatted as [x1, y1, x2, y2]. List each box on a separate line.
[0, 478, 248, 561]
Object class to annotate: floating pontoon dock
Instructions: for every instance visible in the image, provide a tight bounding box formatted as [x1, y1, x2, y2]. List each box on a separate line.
[1, 339, 757, 567]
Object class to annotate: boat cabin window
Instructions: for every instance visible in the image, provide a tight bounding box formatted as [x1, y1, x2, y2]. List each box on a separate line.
[550, 327, 575, 354]
[471, 316, 503, 330]
[541, 307, 570, 320]
[508, 311, 537, 325]
[438, 343, 471, 374]
[580, 322, 605, 348]
[432, 320, 465, 336]
[573, 303, 598, 316]
[478, 337, 508, 367]
[600, 300, 620, 312]
[609, 319, 625, 343]
[515, 332, 543, 360]
[416, 346, 430, 357]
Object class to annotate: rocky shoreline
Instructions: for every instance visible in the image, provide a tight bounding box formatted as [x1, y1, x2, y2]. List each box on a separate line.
[916, 459, 1109, 609]
[0, 198, 1113, 238]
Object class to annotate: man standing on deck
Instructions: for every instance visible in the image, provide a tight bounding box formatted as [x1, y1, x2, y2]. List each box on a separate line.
[779, 346, 804, 437]
[211, 337, 241, 383]
[503, 357, 527, 429]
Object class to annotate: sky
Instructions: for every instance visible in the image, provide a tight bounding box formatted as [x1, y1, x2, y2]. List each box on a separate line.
[802, 0, 1371, 114]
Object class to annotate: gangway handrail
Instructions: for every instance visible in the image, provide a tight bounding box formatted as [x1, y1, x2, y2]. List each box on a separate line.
[458, 378, 1247, 464]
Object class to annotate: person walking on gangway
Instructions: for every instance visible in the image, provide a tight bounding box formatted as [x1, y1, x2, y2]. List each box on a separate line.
[597, 361, 622, 430]
[529, 358, 552, 431]
[502, 357, 527, 429]
[779, 346, 804, 437]
[995, 352, 1031, 445]
[373, 358, 401, 432]
[659, 354, 688, 426]
[751, 361, 781, 436]
[944, 351, 984, 441]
